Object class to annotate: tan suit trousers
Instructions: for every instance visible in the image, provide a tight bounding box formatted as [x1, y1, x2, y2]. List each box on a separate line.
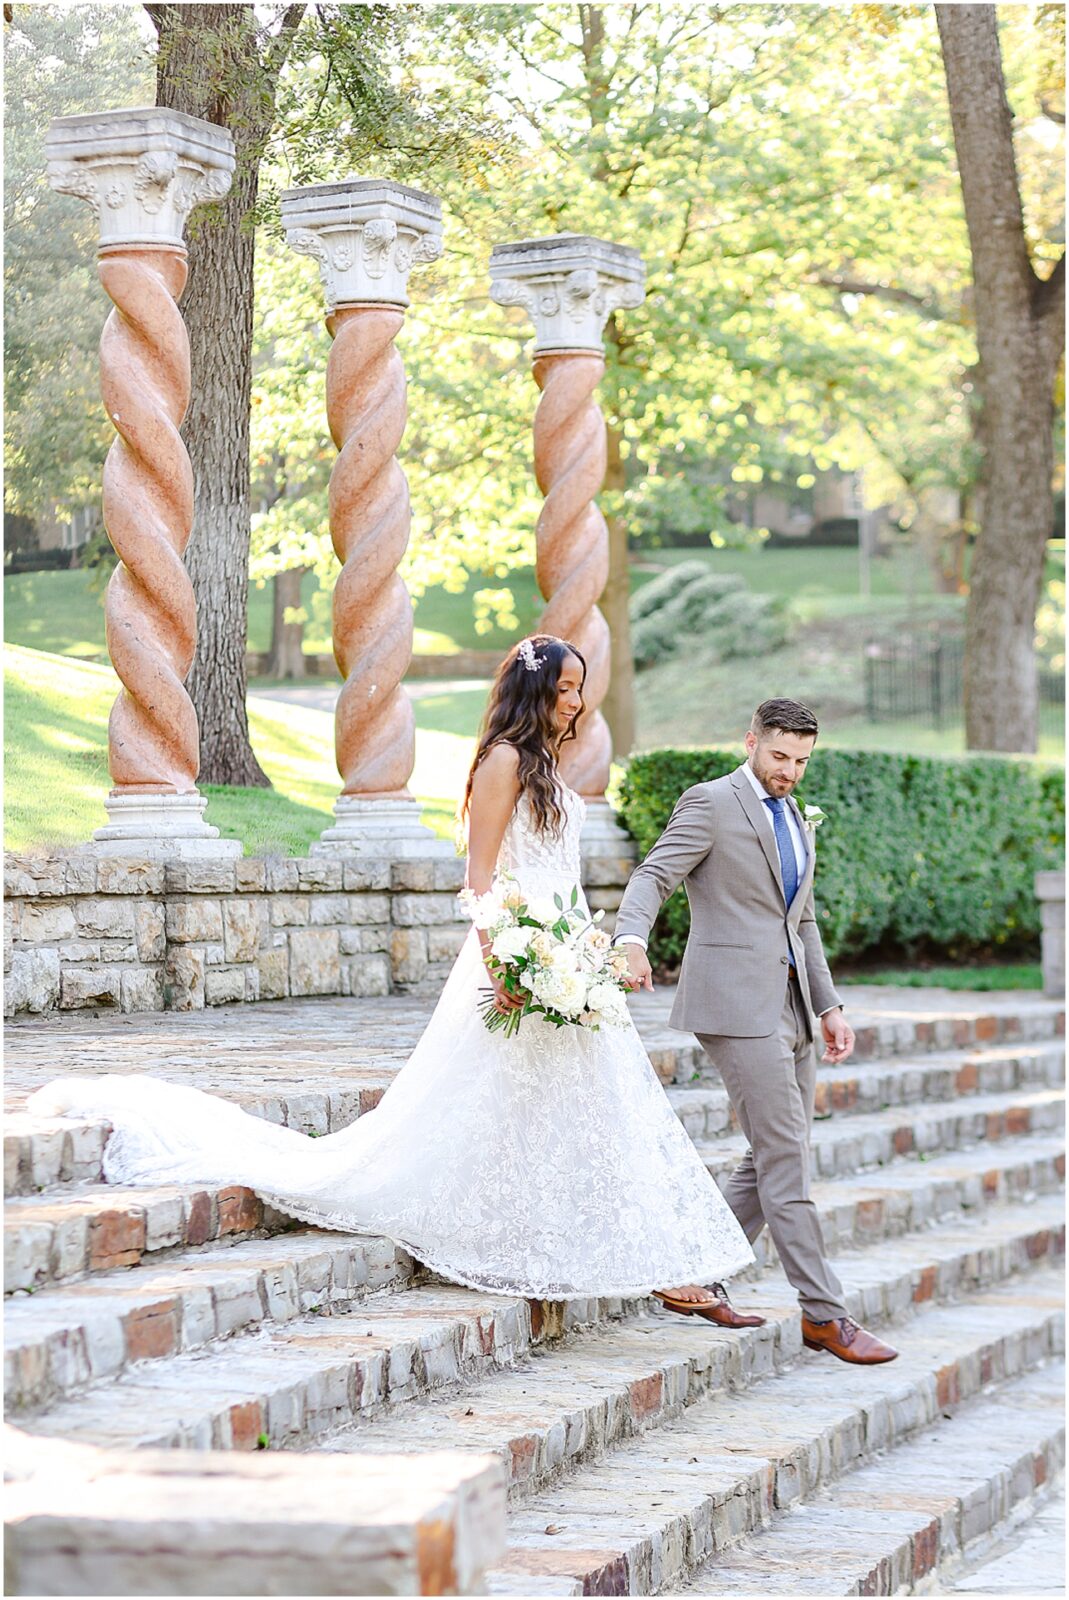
[697, 976, 847, 1322]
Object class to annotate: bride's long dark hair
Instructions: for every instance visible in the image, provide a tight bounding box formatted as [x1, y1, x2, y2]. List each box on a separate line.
[461, 634, 586, 839]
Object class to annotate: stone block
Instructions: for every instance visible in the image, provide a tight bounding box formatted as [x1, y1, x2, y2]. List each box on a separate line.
[270, 895, 310, 927]
[202, 942, 226, 966]
[586, 887, 622, 913]
[164, 860, 237, 894]
[223, 900, 261, 962]
[245, 966, 261, 1001]
[75, 899, 136, 939]
[3, 900, 16, 972]
[289, 928, 341, 996]
[120, 966, 165, 1013]
[20, 901, 76, 942]
[166, 899, 224, 944]
[4, 855, 67, 898]
[391, 927, 429, 986]
[347, 892, 391, 925]
[166, 947, 205, 1011]
[348, 953, 390, 997]
[266, 859, 300, 892]
[95, 858, 165, 895]
[60, 966, 121, 1010]
[295, 858, 343, 891]
[310, 894, 349, 925]
[205, 967, 246, 1006]
[235, 858, 267, 892]
[57, 940, 102, 962]
[258, 947, 289, 1000]
[391, 892, 461, 927]
[133, 902, 166, 962]
[342, 859, 391, 890]
[339, 924, 390, 955]
[62, 856, 99, 894]
[428, 924, 467, 962]
[7, 948, 61, 1014]
[98, 939, 138, 962]
[582, 854, 636, 888]
[434, 856, 466, 890]
[391, 859, 435, 891]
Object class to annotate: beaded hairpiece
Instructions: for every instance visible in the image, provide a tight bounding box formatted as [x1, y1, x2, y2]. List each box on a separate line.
[518, 638, 545, 673]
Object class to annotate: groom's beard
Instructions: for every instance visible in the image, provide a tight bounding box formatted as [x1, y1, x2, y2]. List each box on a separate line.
[749, 756, 797, 798]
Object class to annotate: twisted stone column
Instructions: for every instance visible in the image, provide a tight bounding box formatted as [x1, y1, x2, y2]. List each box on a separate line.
[46, 109, 239, 858]
[282, 179, 450, 856]
[490, 235, 645, 841]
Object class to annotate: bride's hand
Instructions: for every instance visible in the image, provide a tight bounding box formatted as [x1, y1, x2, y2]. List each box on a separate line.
[487, 970, 526, 1013]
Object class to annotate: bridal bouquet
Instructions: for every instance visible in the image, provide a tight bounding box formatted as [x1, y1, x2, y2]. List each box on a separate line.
[458, 874, 633, 1037]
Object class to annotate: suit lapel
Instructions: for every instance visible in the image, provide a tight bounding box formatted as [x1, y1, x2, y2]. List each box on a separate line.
[730, 766, 785, 901]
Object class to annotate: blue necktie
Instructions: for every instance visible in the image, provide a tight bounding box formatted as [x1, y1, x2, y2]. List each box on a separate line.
[763, 797, 799, 907]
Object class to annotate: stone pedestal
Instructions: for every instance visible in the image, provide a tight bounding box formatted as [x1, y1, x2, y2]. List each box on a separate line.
[1035, 870, 1065, 998]
[282, 178, 449, 858]
[489, 233, 645, 810]
[47, 108, 239, 861]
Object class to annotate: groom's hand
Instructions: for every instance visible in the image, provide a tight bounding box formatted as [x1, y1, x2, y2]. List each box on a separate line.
[621, 944, 654, 992]
[820, 1007, 854, 1064]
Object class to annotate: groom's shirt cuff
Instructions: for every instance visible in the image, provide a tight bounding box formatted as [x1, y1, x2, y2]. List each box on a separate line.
[613, 934, 648, 949]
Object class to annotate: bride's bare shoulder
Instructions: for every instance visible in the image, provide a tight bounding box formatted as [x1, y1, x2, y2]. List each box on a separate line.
[471, 742, 521, 794]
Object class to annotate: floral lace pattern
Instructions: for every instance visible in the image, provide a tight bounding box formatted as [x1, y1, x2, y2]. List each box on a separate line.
[27, 784, 754, 1299]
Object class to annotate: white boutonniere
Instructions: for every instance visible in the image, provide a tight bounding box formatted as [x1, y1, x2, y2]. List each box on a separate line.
[802, 804, 827, 835]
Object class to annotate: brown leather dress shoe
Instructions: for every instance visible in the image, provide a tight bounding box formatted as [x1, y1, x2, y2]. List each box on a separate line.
[653, 1283, 766, 1328]
[801, 1314, 898, 1364]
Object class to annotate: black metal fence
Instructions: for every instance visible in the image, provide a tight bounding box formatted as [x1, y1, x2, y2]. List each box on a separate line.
[864, 633, 1064, 735]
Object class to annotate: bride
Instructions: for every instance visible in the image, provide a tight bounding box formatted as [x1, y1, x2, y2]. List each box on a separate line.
[28, 635, 756, 1317]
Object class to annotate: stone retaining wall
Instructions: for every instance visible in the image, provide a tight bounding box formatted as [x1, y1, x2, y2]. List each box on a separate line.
[3, 850, 636, 1018]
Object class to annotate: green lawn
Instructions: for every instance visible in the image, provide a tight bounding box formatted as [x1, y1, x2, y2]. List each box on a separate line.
[839, 963, 1043, 991]
[3, 646, 476, 855]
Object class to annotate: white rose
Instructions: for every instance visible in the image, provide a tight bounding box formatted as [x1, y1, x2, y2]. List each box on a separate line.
[490, 925, 532, 963]
[587, 981, 628, 1024]
[524, 895, 561, 926]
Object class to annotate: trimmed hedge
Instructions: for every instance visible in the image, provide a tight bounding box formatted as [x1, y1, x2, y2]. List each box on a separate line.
[618, 746, 1065, 969]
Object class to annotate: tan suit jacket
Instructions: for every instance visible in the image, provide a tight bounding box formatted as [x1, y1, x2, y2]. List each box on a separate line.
[615, 763, 842, 1037]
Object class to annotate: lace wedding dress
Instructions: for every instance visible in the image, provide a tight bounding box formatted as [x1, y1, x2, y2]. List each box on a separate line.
[27, 786, 754, 1299]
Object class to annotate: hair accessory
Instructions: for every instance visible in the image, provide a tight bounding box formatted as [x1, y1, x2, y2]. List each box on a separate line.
[518, 638, 545, 673]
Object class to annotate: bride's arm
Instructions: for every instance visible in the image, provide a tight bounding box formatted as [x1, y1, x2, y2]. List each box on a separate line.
[465, 745, 523, 1009]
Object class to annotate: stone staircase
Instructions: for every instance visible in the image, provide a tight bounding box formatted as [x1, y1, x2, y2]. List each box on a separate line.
[4, 987, 1064, 1596]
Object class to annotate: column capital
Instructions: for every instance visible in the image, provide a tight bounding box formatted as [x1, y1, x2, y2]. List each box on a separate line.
[489, 233, 645, 355]
[46, 107, 235, 251]
[281, 178, 443, 312]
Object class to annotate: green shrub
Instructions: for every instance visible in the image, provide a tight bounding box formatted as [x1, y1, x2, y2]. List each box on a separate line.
[618, 746, 1065, 969]
[631, 566, 787, 669]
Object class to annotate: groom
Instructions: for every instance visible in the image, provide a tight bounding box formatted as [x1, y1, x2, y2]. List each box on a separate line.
[615, 698, 897, 1365]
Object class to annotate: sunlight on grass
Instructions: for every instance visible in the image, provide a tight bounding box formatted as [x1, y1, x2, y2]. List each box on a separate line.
[4, 646, 480, 854]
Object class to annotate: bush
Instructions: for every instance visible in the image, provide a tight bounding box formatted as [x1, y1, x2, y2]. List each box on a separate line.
[631, 565, 788, 669]
[618, 746, 1065, 969]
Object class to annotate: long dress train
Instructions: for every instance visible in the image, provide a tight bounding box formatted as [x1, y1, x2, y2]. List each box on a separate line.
[27, 786, 754, 1299]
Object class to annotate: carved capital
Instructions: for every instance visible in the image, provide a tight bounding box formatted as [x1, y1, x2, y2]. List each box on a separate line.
[281, 178, 443, 311]
[46, 107, 235, 250]
[490, 233, 646, 354]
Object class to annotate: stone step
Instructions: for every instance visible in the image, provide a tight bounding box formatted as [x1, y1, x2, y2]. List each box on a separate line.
[13, 1283, 642, 1447]
[698, 1085, 1064, 1187]
[938, 1477, 1064, 1597]
[668, 1041, 1066, 1143]
[4, 1230, 419, 1411]
[684, 1361, 1065, 1594]
[483, 1267, 1065, 1596]
[14, 1195, 1062, 1462]
[6, 1000, 1063, 1195]
[6, 1133, 1063, 1409]
[309, 1196, 1065, 1499]
[639, 995, 1066, 1086]
[3, 1427, 506, 1597]
[4, 1180, 302, 1291]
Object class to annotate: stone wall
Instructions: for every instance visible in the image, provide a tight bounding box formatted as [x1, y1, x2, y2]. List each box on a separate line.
[3, 849, 636, 1019]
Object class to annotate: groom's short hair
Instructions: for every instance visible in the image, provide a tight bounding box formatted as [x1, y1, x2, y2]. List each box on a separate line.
[751, 698, 819, 740]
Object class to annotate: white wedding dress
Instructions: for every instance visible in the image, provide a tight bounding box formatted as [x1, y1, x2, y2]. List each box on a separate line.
[27, 786, 754, 1299]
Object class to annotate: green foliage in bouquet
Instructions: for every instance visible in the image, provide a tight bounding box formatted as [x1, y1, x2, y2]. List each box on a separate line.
[619, 747, 1065, 969]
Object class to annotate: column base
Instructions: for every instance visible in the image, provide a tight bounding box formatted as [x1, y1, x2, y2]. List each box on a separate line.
[578, 798, 636, 860]
[310, 795, 454, 859]
[92, 793, 241, 859]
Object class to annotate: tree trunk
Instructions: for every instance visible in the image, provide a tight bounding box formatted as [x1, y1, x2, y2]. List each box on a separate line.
[936, 5, 1065, 752]
[599, 420, 635, 758]
[267, 566, 307, 679]
[146, 2, 305, 784]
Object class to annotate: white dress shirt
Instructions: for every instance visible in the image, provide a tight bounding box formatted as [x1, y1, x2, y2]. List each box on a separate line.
[615, 763, 809, 951]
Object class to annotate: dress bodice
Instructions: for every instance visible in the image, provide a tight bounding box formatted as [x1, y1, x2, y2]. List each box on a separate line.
[496, 783, 586, 894]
